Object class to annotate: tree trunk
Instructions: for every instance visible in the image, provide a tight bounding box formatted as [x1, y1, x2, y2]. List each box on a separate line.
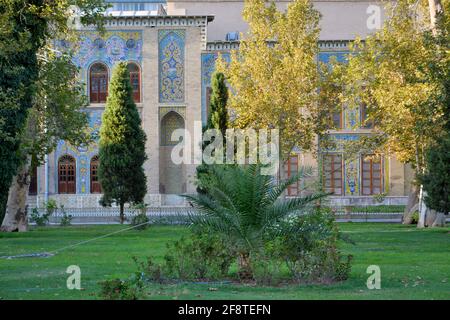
[237, 252, 254, 281]
[417, 187, 446, 228]
[431, 212, 446, 227]
[428, 0, 443, 34]
[0, 160, 31, 232]
[417, 186, 427, 228]
[119, 202, 124, 224]
[402, 185, 419, 224]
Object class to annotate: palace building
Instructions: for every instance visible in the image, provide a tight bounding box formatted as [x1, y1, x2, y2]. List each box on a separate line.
[28, 0, 412, 209]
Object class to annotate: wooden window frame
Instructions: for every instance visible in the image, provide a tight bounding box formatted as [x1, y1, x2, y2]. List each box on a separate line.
[58, 155, 76, 194]
[89, 63, 108, 104]
[361, 155, 383, 195]
[128, 63, 141, 103]
[90, 155, 101, 194]
[322, 154, 343, 196]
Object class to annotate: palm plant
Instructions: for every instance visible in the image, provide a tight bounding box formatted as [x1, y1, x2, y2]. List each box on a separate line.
[184, 164, 329, 280]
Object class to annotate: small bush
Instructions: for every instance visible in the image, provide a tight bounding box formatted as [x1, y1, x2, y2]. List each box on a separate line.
[30, 200, 58, 226]
[133, 256, 163, 283]
[411, 211, 419, 224]
[131, 203, 150, 230]
[164, 229, 234, 280]
[98, 276, 145, 300]
[59, 205, 73, 226]
[265, 208, 353, 283]
[131, 213, 150, 230]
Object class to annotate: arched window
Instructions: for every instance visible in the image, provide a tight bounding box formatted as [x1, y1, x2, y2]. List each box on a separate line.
[90, 63, 108, 103]
[58, 155, 76, 194]
[127, 63, 141, 103]
[160, 112, 184, 146]
[90, 155, 102, 194]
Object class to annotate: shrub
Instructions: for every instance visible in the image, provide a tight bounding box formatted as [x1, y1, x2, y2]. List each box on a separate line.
[130, 203, 150, 230]
[59, 205, 73, 226]
[185, 164, 328, 280]
[163, 229, 234, 280]
[265, 207, 353, 283]
[132, 256, 163, 283]
[30, 200, 58, 226]
[98, 276, 145, 300]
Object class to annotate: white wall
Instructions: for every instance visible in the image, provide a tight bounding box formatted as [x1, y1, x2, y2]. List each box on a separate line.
[167, 0, 386, 41]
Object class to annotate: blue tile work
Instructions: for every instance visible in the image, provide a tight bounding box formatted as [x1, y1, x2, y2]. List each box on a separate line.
[54, 110, 103, 194]
[317, 51, 349, 64]
[200, 52, 230, 125]
[317, 50, 360, 129]
[63, 31, 143, 89]
[159, 30, 185, 103]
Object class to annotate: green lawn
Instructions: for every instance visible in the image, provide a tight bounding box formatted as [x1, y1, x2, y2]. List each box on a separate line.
[0, 223, 449, 300]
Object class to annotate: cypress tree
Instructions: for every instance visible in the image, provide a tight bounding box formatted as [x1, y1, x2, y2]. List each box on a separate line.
[196, 71, 229, 194]
[98, 62, 147, 223]
[207, 71, 228, 136]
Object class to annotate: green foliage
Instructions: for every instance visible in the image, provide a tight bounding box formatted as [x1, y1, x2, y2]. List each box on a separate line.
[30, 199, 57, 226]
[98, 276, 144, 300]
[185, 164, 328, 278]
[98, 62, 147, 222]
[59, 205, 73, 226]
[418, 134, 450, 214]
[131, 203, 149, 230]
[264, 208, 352, 283]
[131, 204, 150, 231]
[373, 192, 387, 204]
[207, 72, 229, 136]
[216, 0, 327, 159]
[340, 0, 450, 173]
[411, 211, 419, 224]
[0, 0, 108, 223]
[133, 256, 163, 283]
[196, 72, 229, 194]
[163, 229, 234, 280]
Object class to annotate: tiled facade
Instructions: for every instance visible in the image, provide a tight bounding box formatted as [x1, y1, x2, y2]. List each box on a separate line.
[29, 1, 410, 208]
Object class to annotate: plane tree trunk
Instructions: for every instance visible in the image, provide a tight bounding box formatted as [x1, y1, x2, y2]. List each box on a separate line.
[402, 185, 419, 224]
[0, 159, 31, 232]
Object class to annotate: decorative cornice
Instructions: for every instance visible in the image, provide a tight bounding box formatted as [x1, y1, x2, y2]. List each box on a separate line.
[318, 40, 351, 50]
[79, 15, 213, 50]
[103, 15, 213, 28]
[205, 39, 352, 52]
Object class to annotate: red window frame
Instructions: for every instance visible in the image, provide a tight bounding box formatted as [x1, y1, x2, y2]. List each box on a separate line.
[90, 155, 102, 194]
[89, 63, 108, 103]
[58, 155, 76, 194]
[127, 63, 141, 103]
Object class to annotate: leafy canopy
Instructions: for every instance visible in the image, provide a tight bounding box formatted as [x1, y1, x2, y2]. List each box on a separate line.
[216, 0, 329, 159]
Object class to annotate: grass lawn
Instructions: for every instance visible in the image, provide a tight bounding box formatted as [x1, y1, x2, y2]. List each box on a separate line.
[0, 223, 449, 300]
